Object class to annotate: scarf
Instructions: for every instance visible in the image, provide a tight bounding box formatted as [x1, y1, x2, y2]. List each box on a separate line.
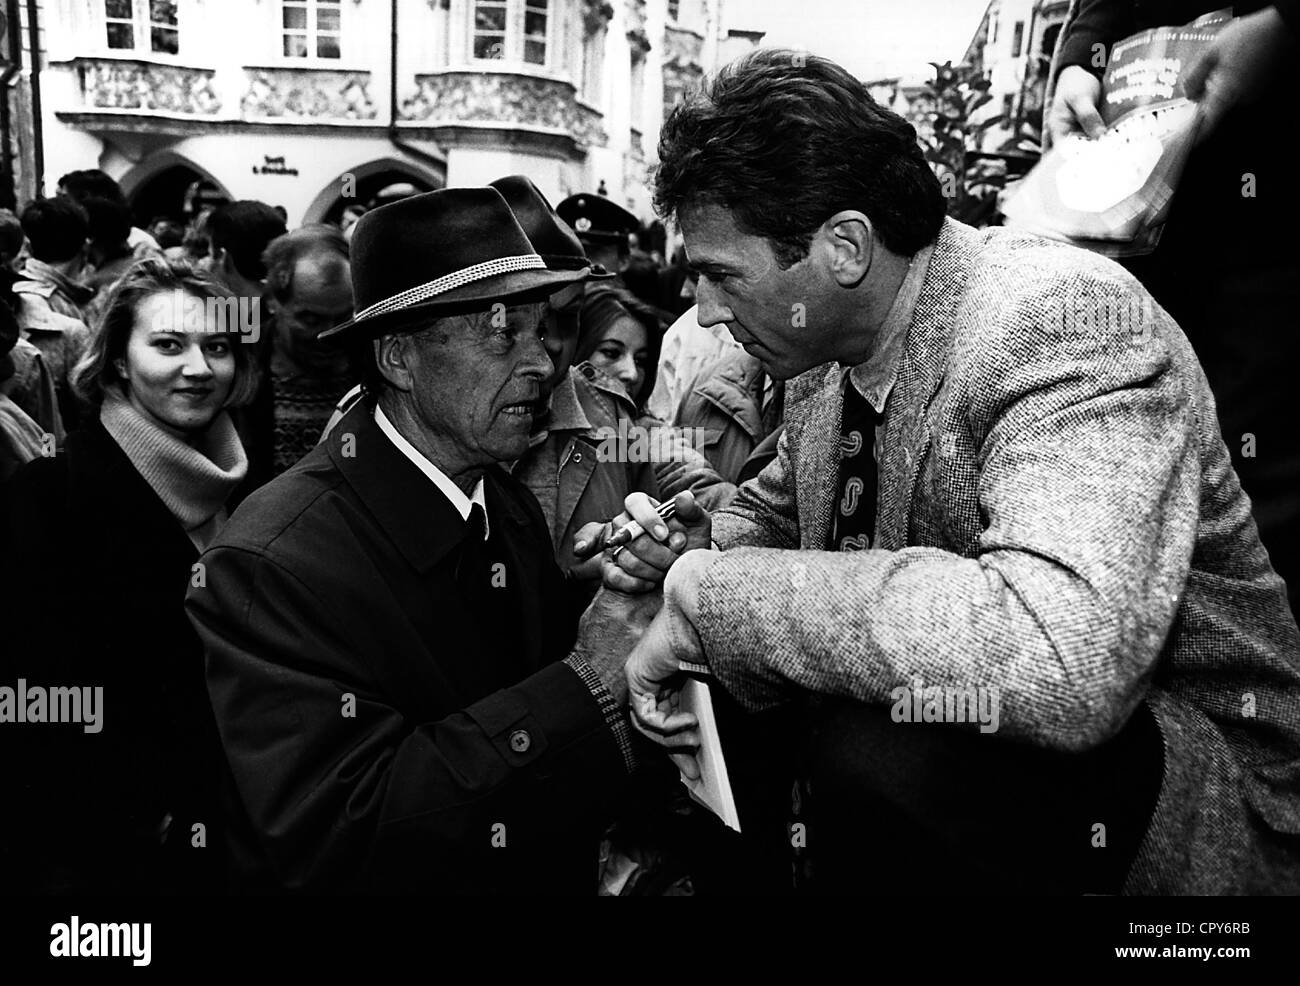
[100, 386, 249, 550]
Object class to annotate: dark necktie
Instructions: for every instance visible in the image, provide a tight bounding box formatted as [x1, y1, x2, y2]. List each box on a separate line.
[455, 503, 488, 584]
[830, 379, 880, 552]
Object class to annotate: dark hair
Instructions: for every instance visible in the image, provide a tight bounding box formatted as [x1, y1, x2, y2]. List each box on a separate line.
[0, 208, 24, 259]
[20, 198, 90, 264]
[576, 285, 667, 411]
[149, 216, 185, 250]
[620, 252, 662, 308]
[263, 224, 349, 303]
[209, 200, 287, 282]
[71, 258, 260, 408]
[654, 48, 946, 266]
[0, 298, 19, 383]
[58, 169, 126, 206]
[83, 196, 132, 250]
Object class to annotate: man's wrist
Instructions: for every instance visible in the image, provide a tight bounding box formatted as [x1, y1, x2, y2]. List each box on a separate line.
[664, 547, 720, 626]
[563, 653, 636, 773]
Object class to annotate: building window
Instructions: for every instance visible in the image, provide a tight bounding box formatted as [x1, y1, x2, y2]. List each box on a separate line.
[473, 0, 508, 59]
[282, 0, 342, 60]
[1011, 21, 1024, 58]
[472, 0, 549, 66]
[523, 0, 548, 65]
[105, 0, 179, 55]
[667, 0, 680, 20]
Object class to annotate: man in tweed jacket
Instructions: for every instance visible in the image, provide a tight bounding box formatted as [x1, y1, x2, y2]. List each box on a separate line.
[605, 50, 1300, 894]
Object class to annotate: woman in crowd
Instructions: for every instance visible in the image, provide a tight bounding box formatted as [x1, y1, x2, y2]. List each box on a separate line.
[575, 284, 666, 412]
[0, 258, 256, 893]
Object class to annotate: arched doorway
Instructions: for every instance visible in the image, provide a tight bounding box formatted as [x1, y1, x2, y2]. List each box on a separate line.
[303, 158, 444, 227]
[127, 164, 230, 228]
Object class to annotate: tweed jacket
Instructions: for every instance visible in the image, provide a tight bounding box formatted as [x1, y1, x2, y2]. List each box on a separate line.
[698, 218, 1300, 895]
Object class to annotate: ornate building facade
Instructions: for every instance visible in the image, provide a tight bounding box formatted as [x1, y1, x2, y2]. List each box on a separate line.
[962, 0, 1070, 151]
[6, 0, 757, 225]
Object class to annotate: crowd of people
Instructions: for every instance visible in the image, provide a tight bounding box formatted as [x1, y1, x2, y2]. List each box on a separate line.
[0, 159, 769, 895]
[1, 17, 1298, 897]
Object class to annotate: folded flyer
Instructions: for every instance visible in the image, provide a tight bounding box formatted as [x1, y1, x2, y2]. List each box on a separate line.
[1003, 8, 1233, 255]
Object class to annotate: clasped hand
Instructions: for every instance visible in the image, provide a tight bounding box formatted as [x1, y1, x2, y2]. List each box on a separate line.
[574, 492, 715, 778]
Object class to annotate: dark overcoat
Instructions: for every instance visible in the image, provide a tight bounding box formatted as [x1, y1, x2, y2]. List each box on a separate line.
[186, 400, 626, 893]
[1, 418, 227, 893]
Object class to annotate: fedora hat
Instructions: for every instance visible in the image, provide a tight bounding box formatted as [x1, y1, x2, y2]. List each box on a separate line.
[321, 186, 592, 339]
[489, 175, 613, 279]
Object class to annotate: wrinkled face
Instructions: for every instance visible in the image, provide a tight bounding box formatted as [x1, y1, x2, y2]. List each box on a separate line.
[681, 202, 836, 381]
[271, 254, 354, 374]
[588, 314, 649, 401]
[539, 281, 584, 405]
[400, 302, 552, 470]
[119, 289, 237, 440]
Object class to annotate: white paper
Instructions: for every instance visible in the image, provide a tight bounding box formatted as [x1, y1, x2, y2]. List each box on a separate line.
[677, 676, 741, 833]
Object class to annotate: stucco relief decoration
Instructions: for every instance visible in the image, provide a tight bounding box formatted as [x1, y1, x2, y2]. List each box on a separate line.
[625, 0, 650, 55]
[403, 73, 608, 149]
[663, 23, 703, 69]
[583, 0, 614, 34]
[241, 70, 378, 120]
[661, 26, 703, 118]
[624, 142, 648, 199]
[80, 59, 221, 115]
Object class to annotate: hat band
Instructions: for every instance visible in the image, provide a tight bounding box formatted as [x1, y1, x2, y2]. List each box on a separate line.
[354, 253, 547, 322]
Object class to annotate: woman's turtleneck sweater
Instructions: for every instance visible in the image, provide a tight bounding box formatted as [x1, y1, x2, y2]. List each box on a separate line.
[100, 386, 249, 551]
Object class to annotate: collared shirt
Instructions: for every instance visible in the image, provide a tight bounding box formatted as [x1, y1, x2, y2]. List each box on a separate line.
[844, 242, 935, 462]
[374, 404, 489, 540]
[378, 392, 634, 773]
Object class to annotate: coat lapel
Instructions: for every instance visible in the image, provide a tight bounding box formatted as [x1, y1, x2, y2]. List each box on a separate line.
[795, 363, 844, 550]
[325, 400, 466, 572]
[879, 219, 982, 550]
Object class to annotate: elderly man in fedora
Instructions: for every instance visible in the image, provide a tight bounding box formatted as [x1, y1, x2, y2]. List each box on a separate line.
[321, 176, 734, 590]
[186, 188, 657, 894]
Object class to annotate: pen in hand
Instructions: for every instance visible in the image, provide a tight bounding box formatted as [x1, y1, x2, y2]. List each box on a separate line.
[602, 499, 678, 551]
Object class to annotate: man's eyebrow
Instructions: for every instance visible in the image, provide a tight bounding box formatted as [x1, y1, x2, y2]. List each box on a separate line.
[689, 259, 732, 274]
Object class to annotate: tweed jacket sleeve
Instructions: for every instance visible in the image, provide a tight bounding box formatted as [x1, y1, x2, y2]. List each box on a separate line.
[695, 228, 1205, 754]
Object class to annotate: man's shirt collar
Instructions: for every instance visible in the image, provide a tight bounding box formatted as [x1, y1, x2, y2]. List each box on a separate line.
[847, 242, 935, 414]
[374, 404, 489, 539]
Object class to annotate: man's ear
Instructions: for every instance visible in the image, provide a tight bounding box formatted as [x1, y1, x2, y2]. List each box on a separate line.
[374, 333, 416, 393]
[822, 211, 874, 288]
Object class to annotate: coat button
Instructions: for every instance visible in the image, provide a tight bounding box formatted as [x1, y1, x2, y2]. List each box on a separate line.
[572, 451, 582, 463]
[509, 729, 531, 754]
